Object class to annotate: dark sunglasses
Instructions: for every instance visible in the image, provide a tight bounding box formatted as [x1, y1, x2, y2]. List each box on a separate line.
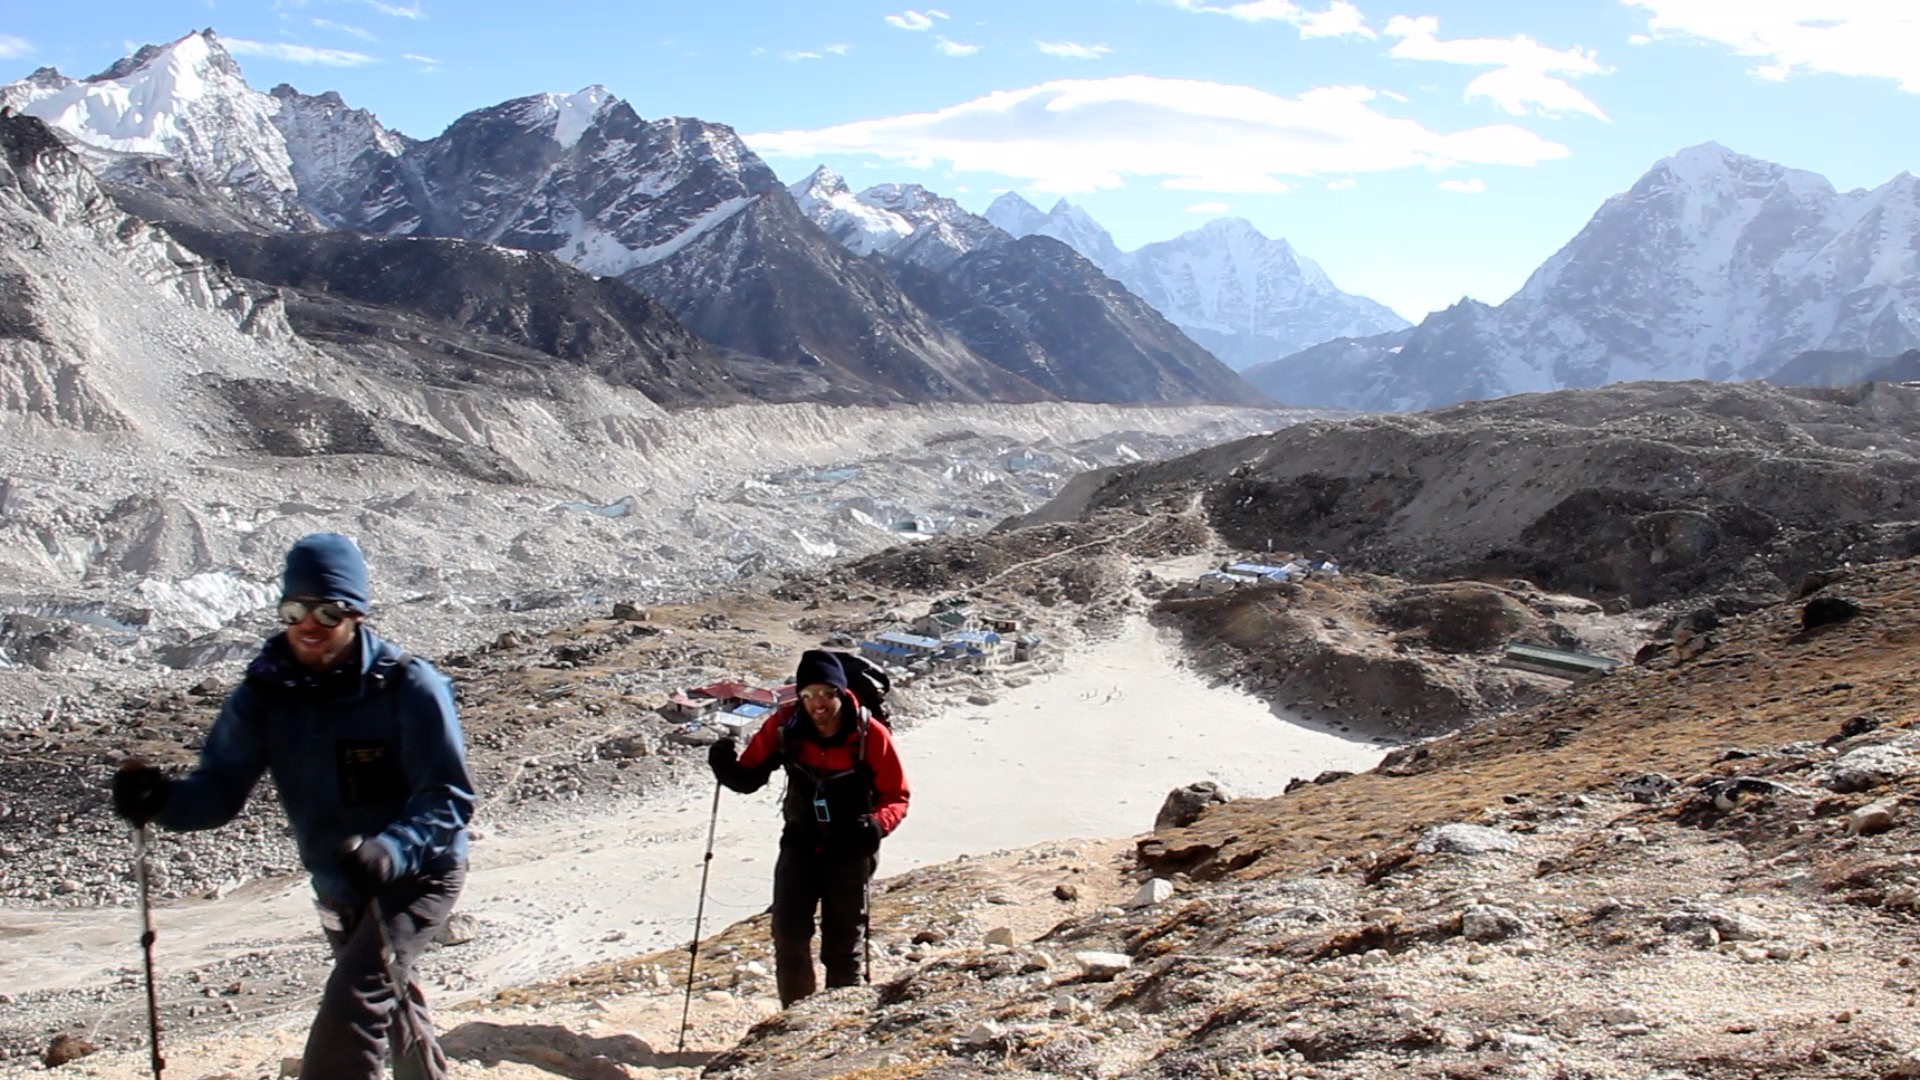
[278, 599, 358, 627]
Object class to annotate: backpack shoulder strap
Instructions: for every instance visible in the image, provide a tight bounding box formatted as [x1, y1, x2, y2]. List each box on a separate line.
[368, 650, 415, 692]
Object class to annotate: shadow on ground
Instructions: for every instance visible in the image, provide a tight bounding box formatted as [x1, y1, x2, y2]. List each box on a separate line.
[442, 1022, 715, 1078]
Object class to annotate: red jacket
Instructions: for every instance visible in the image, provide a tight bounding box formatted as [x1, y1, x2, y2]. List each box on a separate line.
[737, 695, 910, 838]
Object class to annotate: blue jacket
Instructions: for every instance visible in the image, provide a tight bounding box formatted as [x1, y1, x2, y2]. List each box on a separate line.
[158, 626, 475, 906]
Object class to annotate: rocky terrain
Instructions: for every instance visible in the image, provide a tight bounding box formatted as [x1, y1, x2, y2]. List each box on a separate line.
[673, 555, 1920, 1080]
[15, 496, 1920, 1080]
[1021, 379, 1920, 608]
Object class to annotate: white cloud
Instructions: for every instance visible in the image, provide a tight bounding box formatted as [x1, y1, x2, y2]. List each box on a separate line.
[1172, 0, 1375, 40]
[1037, 40, 1112, 59]
[0, 34, 32, 60]
[1384, 15, 1610, 120]
[1439, 177, 1486, 193]
[938, 37, 981, 56]
[745, 75, 1569, 194]
[312, 18, 377, 42]
[223, 37, 376, 65]
[1326, 177, 1357, 189]
[403, 51, 439, 69]
[360, 0, 424, 17]
[885, 8, 947, 31]
[786, 41, 853, 61]
[1625, 1, 1920, 91]
[1184, 200, 1232, 213]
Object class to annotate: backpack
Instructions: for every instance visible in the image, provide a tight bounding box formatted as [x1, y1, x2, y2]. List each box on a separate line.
[833, 650, 892, 722]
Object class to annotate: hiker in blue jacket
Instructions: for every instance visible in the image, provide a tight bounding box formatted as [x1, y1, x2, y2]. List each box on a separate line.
[111, 533, 475, 1080]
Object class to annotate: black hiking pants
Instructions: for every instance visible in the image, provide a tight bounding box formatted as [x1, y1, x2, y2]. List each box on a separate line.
[770, 847, 874, 1006]
[304, 864, 465, 1080]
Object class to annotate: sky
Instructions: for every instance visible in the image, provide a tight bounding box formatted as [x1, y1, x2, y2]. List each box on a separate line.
[2, 2, 1917, 322]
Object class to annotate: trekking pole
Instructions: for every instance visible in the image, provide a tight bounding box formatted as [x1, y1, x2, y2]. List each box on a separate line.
[677, 779, 724, 1054]
[364, 895, 430, 1080]
[862, 873, 872, 986]
[133, 824, 165, 1080]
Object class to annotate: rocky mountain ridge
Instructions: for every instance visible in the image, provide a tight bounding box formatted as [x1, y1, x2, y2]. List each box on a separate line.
[985, 191, 1410, 369]
[3, 31, 1259, 408]
[1014, 378, 1920, 608]
[1261, 143, 1920, 410]
[0, 105, 1296, 671]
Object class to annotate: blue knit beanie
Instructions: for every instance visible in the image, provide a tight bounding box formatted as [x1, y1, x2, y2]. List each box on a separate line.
[281, 532, 371, 611]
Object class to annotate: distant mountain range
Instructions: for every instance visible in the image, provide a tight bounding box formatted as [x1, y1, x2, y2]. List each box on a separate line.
[1243, 143, 1920, 410]
[984, 193, 1411, 371]
[8, 30, 1918, 418]
[0, 30, 1261, 408]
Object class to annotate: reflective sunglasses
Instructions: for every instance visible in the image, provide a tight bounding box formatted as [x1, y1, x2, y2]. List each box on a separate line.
[798, 687, 839, 702]
[278, 599, 359, 627]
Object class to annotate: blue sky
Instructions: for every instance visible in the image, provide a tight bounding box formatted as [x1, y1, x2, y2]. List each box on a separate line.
[3, 2, 1917, 321]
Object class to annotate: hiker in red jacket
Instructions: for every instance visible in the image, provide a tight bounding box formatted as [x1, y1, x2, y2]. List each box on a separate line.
[708, 649, 910, 1006]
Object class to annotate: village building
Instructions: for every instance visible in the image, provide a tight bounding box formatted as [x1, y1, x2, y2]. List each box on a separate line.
[1197, 570, 1262, 593]
[660, 690, 719, 722]
[862, 630, 945, 666]
[1013, 633, 1046, 663]
[660, 679, 778, 722]
[911, 594, 976, 638]
[942, 628, 1011, 666]
[1500, 641, 1622, 680]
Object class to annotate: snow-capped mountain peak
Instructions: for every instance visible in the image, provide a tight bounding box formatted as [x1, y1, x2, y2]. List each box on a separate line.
[524, 85, 614, 149]
[791, 164, 851, 204]
[1028, 198, 1123, 272]
[984, 191, 1048, 237]
[984, 195, 1405, 368]
[0, 29, 297, 199]
[788, 169, 1004, 266]
[1300, 143, 1920, 412]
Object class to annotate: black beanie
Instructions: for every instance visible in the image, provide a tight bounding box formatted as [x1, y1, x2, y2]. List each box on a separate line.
[794, 649, 848, 691]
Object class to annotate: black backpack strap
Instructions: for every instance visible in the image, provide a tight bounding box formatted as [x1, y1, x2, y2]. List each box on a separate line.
[368, 650, 414, 692]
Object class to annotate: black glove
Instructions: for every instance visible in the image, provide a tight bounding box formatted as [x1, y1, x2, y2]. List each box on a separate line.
[853, 814, 884, 858]
[707, 737, 738, 773]
[111, 764, 169, 826]
[337, 836, 394, 893]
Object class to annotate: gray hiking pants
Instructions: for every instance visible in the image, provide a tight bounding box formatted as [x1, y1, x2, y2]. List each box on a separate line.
[302, 864, 464, 1080]
[770, 848, 873, 1007]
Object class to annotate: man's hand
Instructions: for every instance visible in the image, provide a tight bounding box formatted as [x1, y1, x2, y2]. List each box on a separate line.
[854, 814, 884, 858]
[111, 763, 169, 826]
[337, 836, 395, 893]
[707, 737, 737, 773]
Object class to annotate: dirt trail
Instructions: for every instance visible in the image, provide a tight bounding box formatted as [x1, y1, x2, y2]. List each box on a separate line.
[1, 615, 1381, 1075]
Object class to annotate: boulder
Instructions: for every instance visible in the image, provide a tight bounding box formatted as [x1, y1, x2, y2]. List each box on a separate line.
[1072, 951, 1132, 980]
[1801, 595, 1861, 630]
[1154, 780, 1233, 830]
[1416, 823, 1520, 855]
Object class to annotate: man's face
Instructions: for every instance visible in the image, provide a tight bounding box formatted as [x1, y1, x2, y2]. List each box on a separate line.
[279, 598, 362, 672]
[800, 684, 843, 736]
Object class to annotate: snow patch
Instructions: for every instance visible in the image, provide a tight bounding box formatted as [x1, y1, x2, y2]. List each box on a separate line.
[549, 85, 612, 150]
[136, 571, 279, 633]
